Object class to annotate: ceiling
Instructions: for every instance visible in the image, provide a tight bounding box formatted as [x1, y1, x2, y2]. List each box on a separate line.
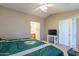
[0, 3, 79, 18]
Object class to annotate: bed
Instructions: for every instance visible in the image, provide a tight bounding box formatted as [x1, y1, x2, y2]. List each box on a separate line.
[0, 38, 64, 56]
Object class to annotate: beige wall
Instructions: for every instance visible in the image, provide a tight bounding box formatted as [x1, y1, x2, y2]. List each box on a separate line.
[45, 9, 79, 49]
[45, 10, 79, 35]
[0, 6, 45, 40]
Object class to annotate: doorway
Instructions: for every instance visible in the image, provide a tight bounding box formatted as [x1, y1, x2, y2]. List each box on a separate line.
[30, 21, 40, 40]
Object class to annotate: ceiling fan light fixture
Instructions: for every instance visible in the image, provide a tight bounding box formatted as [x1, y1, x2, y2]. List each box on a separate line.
[39, 6, 47, 12]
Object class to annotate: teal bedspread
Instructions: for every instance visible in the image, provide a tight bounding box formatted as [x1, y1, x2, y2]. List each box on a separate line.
[0, 38, 64, 56]
[25, 45, 64, 56]
[0, 38, 45, 56]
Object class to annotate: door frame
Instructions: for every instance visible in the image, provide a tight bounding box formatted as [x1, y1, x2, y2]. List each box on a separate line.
[30, 21, 40, 40]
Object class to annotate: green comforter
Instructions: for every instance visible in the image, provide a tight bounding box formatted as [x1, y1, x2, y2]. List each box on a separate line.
[0, 38, 45, 56]
[0, 38, 64, 56]
[25, 45, 64, 56]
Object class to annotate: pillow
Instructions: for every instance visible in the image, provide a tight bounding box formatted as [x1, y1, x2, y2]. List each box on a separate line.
[24, 41, 36, 45]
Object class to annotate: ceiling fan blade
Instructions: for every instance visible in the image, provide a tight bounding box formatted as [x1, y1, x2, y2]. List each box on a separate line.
[34, 4, 55, 12]
[34, 6, 41, 11]
[45, 4, 55, 7]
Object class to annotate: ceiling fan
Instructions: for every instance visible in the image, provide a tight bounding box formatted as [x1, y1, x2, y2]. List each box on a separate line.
[35, 3, 55, 12]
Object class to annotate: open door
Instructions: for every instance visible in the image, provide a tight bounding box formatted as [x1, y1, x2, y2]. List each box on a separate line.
[30, 21, 40, 40]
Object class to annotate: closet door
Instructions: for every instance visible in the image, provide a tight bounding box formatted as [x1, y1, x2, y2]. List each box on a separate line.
[59, 19, 70, 46]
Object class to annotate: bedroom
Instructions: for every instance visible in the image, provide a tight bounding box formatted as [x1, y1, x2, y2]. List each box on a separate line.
[0, 3, 79, 56]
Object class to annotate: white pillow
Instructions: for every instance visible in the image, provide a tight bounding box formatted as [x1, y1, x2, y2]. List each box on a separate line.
[24, 41, 36, 45]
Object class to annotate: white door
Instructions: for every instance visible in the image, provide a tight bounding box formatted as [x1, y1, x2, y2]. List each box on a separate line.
[30, 21, 40, 40]
[59, 20, 70, 46]
[59, 18, 77, 48]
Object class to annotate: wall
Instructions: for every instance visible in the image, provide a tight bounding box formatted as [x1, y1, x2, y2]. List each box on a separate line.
[0, 6, 45, 40]
[45, 9, 79, 49]
[45, 9, 79, 35]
